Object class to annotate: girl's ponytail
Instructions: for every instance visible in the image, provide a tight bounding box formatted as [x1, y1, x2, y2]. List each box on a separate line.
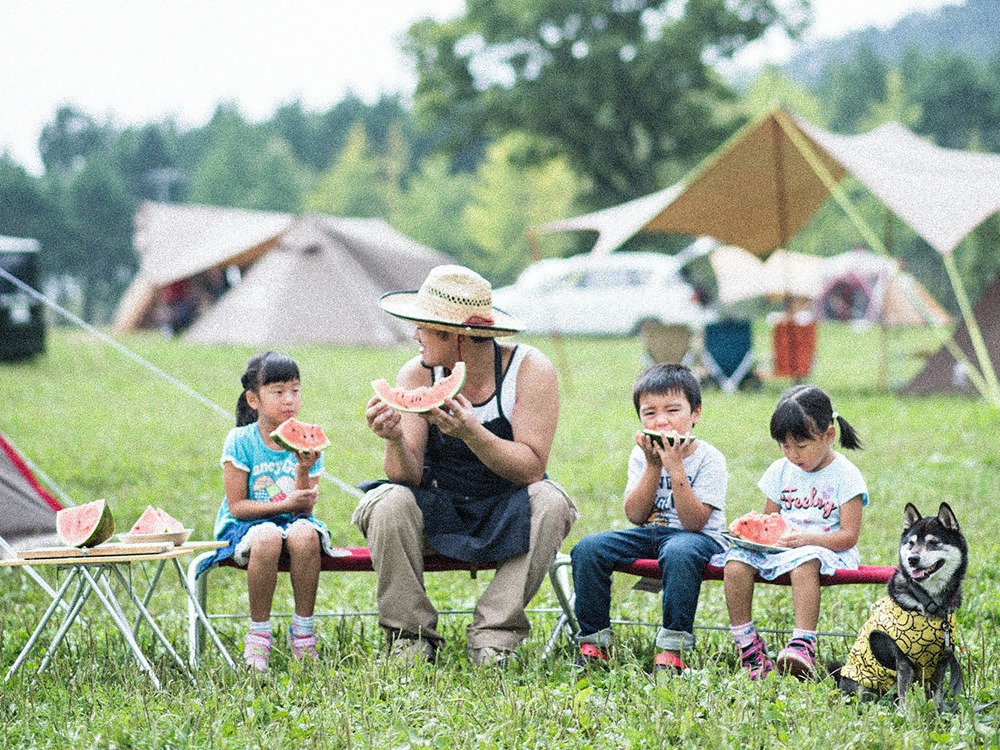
[835, 413, 863, 450]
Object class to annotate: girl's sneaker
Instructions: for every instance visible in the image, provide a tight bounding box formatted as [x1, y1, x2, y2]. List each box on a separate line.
[739, 632, 773, 681]
[288, 627, 319, 661]
[243, 632, 273, 671]
[775, 637, 816, 679]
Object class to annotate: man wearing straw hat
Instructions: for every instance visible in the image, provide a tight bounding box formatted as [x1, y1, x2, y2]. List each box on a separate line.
[355, 264, 579, 667]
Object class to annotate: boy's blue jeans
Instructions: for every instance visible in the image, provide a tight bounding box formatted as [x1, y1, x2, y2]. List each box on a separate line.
[570, 525, 722, 652]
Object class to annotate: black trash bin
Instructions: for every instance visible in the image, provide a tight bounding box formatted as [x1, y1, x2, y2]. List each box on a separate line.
[0, 236, 46, 362]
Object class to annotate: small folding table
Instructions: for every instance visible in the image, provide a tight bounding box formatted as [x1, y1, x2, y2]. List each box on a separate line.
[1, 540, 234, 689]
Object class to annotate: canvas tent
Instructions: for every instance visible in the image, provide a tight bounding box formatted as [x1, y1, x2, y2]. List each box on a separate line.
[536, 107, 1000, 403]
[0, 431, 64, 555]
[903, 273, 1000, 396]
[113, 202, 453, 346]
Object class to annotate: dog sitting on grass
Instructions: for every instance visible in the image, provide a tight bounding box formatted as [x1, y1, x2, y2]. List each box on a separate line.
[832, 502, 966, 711]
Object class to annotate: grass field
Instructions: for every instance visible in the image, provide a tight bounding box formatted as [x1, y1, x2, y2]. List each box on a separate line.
[0, 323, 998, 748]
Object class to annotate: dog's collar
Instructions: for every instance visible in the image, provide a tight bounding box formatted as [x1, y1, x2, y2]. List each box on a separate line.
[904, 578, 960, 618]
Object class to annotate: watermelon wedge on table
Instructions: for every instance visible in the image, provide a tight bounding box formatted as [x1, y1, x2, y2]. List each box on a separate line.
[56, 499, 116, 547]
[130, 505, 185, 534]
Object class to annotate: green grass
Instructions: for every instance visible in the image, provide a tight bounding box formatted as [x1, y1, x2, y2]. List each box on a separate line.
[1, 324, 998, 748]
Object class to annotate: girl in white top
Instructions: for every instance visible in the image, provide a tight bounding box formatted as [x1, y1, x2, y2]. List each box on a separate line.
[715, 385, 867, 680]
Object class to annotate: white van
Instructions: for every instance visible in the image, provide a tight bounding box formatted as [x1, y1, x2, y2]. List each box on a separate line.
[493, 251, 714, 336]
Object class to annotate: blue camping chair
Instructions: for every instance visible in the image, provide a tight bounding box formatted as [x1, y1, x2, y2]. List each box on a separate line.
[701, 320, 759, 393]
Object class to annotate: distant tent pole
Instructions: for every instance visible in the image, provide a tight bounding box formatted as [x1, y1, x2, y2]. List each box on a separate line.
[524, 228, 572, 394]
[772, 109, 998, 405]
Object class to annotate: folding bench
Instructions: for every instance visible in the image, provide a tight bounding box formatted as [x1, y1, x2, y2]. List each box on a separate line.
[187, 547, 504, 665]
[545, 553, 896, 654]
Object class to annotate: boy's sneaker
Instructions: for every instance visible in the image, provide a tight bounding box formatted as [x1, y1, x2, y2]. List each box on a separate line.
[573, 643, 610, 669]
[739, 632, 773, 681]
[775, 637, 816, 679]
[288, 626, 319, 661]
[243, 632, 273, 672]
[653, 651, 688, 675]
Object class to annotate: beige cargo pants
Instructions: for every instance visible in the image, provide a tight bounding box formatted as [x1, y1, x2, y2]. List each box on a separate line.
[352, 479, 578, 651]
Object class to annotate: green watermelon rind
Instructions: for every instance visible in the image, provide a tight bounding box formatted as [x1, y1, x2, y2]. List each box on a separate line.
[56, 499, 116, 548]
[372, 361, 467, 414]
[270, 418, 332, 453]
[640, 429, 696, 447]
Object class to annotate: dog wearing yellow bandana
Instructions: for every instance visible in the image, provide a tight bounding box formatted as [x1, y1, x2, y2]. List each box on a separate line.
[834, 503, 965, 710]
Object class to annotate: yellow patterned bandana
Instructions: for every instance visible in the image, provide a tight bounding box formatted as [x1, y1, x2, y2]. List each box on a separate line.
[840, 595, 956, 693]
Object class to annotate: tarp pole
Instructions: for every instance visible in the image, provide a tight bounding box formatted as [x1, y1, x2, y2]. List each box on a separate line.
[772, 109, 995, 403]
[941, 252, 1000, 403]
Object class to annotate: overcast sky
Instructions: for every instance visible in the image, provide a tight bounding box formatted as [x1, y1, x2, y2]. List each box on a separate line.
[1, 0, 962, 175]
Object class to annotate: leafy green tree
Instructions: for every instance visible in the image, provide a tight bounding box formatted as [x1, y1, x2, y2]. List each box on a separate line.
[304, 124, 392, 217]
[38, 105, 110, 176]
[405, 0, 811, 206]
[64, 160, 137, 322]
[461, 132, 581, 285]
[389, 155, 477, 261]
[188, 105, 307, 212]
[742, 64, 826, 125]
[858, 69, 922, 131]
[818, 42, 889, 133]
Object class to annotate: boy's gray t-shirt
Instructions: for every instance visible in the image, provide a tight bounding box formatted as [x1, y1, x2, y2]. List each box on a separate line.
[625, 439, 728, 548]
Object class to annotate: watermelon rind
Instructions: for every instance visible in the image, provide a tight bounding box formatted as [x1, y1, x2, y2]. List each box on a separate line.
[372, 361, 467, 413]
[270, 418, 332, 453]
[56, 499, 116, 547]
[640, 429, 696, 447]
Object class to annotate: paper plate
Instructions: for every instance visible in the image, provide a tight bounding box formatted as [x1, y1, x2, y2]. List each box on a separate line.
[118, 529, 193, 546]
[721, 533, 786, 555]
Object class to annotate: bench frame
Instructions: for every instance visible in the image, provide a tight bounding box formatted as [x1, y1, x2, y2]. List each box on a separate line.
[546, 553, 896, 652]
[186, 547, 508, 666]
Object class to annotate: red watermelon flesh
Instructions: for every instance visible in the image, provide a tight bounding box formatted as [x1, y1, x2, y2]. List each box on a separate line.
[56, 499, 116, 547]
[130, 505, 185, 534]
[729, 512, 788, 545]
[372, 361, 466, 413]
[270, 418, 331, 453]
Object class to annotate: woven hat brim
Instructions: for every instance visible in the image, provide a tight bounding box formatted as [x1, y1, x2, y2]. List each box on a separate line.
[378, 290, 523, 337]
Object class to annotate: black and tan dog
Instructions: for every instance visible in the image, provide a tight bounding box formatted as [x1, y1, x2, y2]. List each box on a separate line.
[833, 502, 966, 710]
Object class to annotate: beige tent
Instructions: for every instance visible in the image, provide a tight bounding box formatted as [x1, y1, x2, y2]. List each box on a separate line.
[113, 202, 452, 346]
[537, 107, 1000, 402]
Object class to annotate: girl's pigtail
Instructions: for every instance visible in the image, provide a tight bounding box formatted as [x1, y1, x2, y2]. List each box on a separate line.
[236, 392, 256, 427]
[835, 414, 863, 450]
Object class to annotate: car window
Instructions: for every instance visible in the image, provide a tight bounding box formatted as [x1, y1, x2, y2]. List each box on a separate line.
[578, 267, 650, 289]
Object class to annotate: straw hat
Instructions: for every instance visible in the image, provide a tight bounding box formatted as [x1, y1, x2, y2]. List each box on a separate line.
[378, 265, 523, 337]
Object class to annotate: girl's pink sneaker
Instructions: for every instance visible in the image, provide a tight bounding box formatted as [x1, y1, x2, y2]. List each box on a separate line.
[243, 632, 273, 671]
[288, 627, 319, 661]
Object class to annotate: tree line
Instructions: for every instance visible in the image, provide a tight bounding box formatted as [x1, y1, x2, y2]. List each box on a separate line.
[1, 0, 998, 323]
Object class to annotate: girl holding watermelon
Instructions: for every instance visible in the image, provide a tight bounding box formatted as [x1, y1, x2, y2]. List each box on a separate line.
[716, 384, 867, 680]
[208, 351, 340, 671]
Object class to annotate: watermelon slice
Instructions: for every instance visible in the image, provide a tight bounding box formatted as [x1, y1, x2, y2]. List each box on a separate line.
[728, 511, 788, 545]
[130, 505, 186, 534]
[372, 361, 467, 413]
[641, 429, 696, 447]
[56, 499, 116, 547]
[270, 418, 331, 452]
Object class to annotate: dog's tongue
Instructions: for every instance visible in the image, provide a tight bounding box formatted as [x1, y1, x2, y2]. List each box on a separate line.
[910, 566, 930, 580]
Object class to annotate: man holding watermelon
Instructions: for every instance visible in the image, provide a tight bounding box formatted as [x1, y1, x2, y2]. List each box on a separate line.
[356, 265, 579, 667]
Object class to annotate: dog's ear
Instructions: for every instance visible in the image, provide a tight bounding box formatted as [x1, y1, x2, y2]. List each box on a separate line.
[937, 502, 960, 531]
[903, 503, 922, 531]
